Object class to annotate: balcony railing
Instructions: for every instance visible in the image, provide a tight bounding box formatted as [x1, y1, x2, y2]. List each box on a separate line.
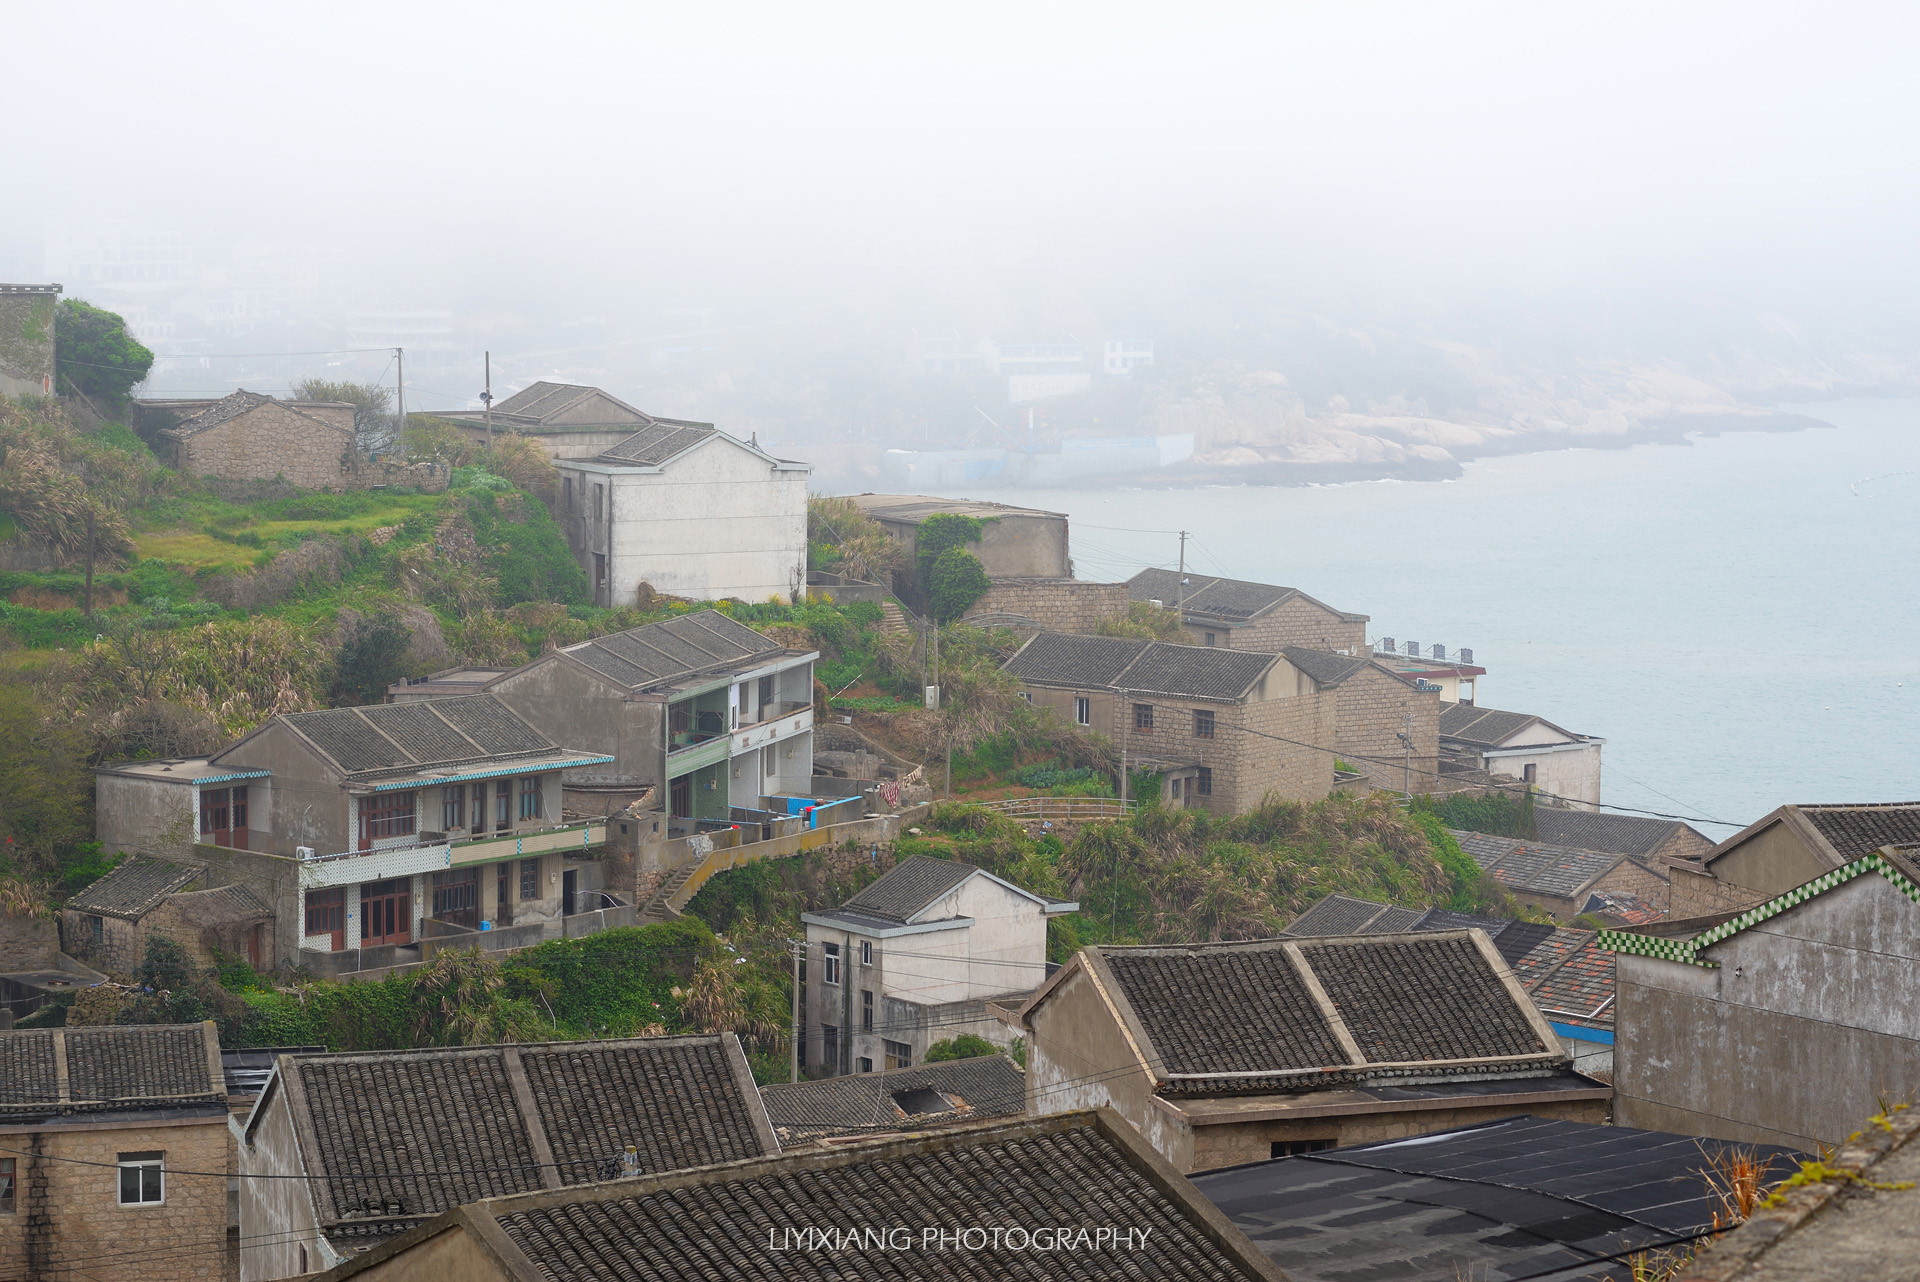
[300, 819, 607, 868]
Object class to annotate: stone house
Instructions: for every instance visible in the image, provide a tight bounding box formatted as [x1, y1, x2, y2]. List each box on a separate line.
[849, 493, 1072, 606]
[961, 577, 1131, 633]
[299, 1110, 1284, 1282]
[555, 421, 810, 605]
[1018, 932, 1609, 1174]
[1531, 810, 1716, 866]
[1128, 567, 1370, 653]
[0, 282, 59, 398]
[237, 1034, 778, 1280]
[1003, 632, 1338, 813]
[1606, 843, 1920, 1151]
[799, 856, 1076, 1076]
[0, 1023, 230, 1282]
[426, 380, 663, 460]
[759, 1052, 1027, 1143]
[481, 610, 817, 831]
[1440, 702, 1604, 807]
[1696, 801, 1920, 901]
[135, 390, 448, 492]
[1453, 830, 1670, 921]
[92, 696, 615, 976]
[60, 856, 271, 973]
[1278, 647, 1441, 794]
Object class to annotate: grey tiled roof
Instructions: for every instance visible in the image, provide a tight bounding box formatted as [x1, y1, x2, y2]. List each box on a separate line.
[483, 1114, 1271, 1282]
[759, 1054, 1026, 1141]
[1452, 831, 1641, 899]
[164, 882, 272, 927]
[596, 422, 722, 465]
[839, 856, 977, 924]
[1533, 809, 1693, 857]
[1799, 803, 1920, 860]
[281, 1035, 775, 1230]
[1284, 892, 1405, 936]
[1004, 632, 1280, 701]
[490, 381, 651, 425]
[1129, 567, 1367, 624]
[169, 389, 350, 438]
[556, 609, 787, 693]
[64, 856, 202, 920]
[1440, 703, 1584, 748]
[1089, 933, 1557, 1094]
[271, 695, 561, 778]
[1279, 646, 1369, 687]
[1, 1024, 224, 1112]
[1284, 894, 1560, 967]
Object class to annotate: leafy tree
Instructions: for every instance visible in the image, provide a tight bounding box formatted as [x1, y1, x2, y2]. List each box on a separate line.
[807, 495, 902, 583]
[331, 609, 412, 705]
[927, 546, 991, 622]
[924, 1034, 999, 1062]
[488, 433, 559, 504]
[0, 673, 91, 882]
[291, 378, 395, 456]
[54, 299, 154, 407]
[914, 512, 985, 587]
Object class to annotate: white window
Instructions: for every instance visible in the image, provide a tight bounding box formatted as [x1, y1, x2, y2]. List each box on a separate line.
[824, 943, 841, 985]
[118, 1152, 163, 1206]
[860, 940, 873, 966]
[1074, 697, 1090, 726]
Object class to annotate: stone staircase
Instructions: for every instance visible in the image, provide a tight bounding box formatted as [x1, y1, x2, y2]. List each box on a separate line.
[637, 858, 705, 923]
[879, 601, 911, 638]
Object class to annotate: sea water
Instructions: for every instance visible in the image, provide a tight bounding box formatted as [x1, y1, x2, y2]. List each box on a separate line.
[936, 398, 1920, 831]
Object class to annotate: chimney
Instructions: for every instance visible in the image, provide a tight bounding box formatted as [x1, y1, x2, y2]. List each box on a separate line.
[621, 1144, 641, 1177]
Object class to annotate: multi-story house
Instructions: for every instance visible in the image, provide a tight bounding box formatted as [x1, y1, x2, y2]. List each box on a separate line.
[798, 856, 1076, 1077]
[1128, 568, 1370, 654]
[0, 1023, 230, 1282]
[551, 418, 810, 606]
[92, 695, 614, 975]
[1003, 632, 1337, 813]
[481, 611, 818, 832]
[1439, 703, 1604, 807]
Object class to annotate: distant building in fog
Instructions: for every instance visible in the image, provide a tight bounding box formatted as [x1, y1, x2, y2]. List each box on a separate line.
[1104, 338, 1153, 374]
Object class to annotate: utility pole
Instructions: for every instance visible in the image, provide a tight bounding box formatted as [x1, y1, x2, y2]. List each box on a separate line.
[789, 940, 801, 1084]
[1399, 711, 1414, 800]
[482, 350, 494, 456]
[393, 347, 405, 455]
[1176, 531, 1189, 617]
[1117, 686, 1129, 807]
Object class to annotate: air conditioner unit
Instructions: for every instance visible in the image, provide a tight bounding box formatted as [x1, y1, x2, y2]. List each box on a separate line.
[296, 846, 315, 859]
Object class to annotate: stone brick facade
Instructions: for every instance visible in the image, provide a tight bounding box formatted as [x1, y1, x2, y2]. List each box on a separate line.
[1184, 595, 1368, 653]
[168, 399, 356, 491]
[1667, 863, 1767, 919]
[1187, 1095, 1612, 1172]
[1328, 662, 1441, 794]
[0, 1115, 229, 1282]
[0, 285, 59, 400]
[964, 578, 1130, 633]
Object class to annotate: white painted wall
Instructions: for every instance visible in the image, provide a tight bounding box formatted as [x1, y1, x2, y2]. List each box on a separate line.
[1488, 742, 1603, 807]
[563, 436, 808, 605]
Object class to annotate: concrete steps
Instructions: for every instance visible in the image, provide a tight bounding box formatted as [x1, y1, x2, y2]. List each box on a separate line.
[879, 601, 911, 638]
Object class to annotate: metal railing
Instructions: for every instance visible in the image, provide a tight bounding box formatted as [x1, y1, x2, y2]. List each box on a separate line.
[969, 796, 1138, 821]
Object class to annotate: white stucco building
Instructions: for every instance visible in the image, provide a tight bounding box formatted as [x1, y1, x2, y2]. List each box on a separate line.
[799, 857, 1076, 1077]
[555, 421, 810, 606]
[1440, 702, 1604, 808]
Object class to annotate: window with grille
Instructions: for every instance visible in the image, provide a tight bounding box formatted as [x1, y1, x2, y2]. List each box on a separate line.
[117, 1152, 163, 1206]
[1197, 766, 1213, 796]
[518, 774, 542, 820]
[88, 914, 104, 947]
[0, 1157, 15, 1213]
[442, 786, 465, 831]
[884, 1040, 912, 1070]
[1074, 696, 1090, 726]
[1193, 709, 1215, 739]
[361, 791, 416, 841]
[520, 859, 540, 900]
[861, 989, 873, 1031]
[1133, 703, 1154, 732]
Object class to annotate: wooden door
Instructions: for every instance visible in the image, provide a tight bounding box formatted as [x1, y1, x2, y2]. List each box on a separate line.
[305, 888, 346, 951]
[360, 879, 412, 947]
[431, 868, 479, 929]
[670, 775, 692, 818]
[496, 863, 512, 926]
[563, 868, 578, 917]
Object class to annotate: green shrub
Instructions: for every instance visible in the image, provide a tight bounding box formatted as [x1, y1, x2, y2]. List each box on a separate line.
[924, 1034, 999, 1062]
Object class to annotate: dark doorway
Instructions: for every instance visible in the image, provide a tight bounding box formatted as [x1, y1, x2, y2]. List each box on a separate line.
[562, 868, 578, 916]
[431, 867, 479, 929]
[496, 863, 512, 926]
[670, 775, 692, 818]
[360, 879, 411, 947]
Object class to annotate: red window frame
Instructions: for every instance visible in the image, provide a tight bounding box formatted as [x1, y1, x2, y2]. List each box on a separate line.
[360, 791, 417, 843]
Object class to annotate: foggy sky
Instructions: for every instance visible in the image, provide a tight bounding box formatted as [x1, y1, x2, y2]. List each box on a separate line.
[10, 2, 1920, 339]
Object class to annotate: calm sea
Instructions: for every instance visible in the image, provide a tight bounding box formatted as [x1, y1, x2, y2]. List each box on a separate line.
[924, 398, 1920, 833]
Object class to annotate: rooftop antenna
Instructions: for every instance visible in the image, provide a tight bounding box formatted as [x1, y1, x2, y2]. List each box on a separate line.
[393, 346, 405, 457]
[1176, 531, 1189, 617]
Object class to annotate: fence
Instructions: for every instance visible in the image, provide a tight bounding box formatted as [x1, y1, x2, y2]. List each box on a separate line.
[970, 796, 1138, 822]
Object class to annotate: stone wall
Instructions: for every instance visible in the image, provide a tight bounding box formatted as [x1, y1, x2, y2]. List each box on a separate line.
[1228, 692, 1338, 811]
[1193, 596, 1368, 653]
[964, 578, 1130, 633]
[171, 403, 355, 492]
[1331, 663, 1441, 794]
[0, 285, 58, 400]
[1668, 862, 1767, 920]
[0, 1115, 228, 1282]
[1588, 857, 1673, 916]
[1187, 1095, 1612, 1172]
[0, 910, 58, 972]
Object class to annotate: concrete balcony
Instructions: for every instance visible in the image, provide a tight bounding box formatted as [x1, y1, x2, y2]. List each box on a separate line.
[730, 704, 812, 757]
[295, 820, 607, 889]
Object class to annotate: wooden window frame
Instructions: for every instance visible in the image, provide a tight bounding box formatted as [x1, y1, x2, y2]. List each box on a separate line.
[520, 858, 540, 901]
[442, 786, 465, 831]
[884, 1039, 912, 1070]
[305, 888, 346, 948]
[1133, 703, 1154, 733]
[518, 774, 542, 821]
[1193, 709, 1215, 739]
[1197, 766, 1213, 796]
[360, 791, 416, 842]
[0, 1156, 15, 1213]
